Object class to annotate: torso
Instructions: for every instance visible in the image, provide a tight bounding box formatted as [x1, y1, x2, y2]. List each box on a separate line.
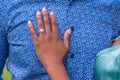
[3, 0, 120, 80]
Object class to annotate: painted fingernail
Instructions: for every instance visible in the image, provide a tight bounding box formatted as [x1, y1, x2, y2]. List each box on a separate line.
[42, 7, 47, 11]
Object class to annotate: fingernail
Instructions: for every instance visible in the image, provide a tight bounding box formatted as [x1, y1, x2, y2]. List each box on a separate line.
[36, 11, 41, 15]
[42, 7, 47, 11]
[68, 28, 72, 35]
[50, 11, 54, 14]
[28, 20, 32, 25]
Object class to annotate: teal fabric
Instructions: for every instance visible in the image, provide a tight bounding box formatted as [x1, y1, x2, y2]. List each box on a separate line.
[95, 44, 120, 80]
[112, 33, 120, 41]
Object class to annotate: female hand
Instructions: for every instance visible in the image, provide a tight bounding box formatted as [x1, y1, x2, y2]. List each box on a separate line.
[27, 7, 71, 80]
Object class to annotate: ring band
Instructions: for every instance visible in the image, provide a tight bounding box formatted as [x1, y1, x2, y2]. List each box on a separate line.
[39, 28, 45, 33]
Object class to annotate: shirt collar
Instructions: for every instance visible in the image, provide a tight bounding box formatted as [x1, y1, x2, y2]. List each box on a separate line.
[54, 0, 74, 3]
[47, 0, 74, 4]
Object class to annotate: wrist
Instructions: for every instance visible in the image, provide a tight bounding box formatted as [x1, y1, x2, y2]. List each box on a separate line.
[45, 62, 70, 80]
[44, 61, 64, 72]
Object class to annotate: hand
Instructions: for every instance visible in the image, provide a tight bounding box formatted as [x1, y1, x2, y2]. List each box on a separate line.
[27, 7, 71, 69]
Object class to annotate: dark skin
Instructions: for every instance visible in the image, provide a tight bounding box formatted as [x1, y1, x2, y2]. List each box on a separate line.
[112, 39, 120, 46]
[28, 7, 70, 80]
[28, 7, 120, 80]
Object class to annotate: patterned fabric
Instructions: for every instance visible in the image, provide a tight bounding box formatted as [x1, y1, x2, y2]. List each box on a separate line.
[0, 0, 120, 80]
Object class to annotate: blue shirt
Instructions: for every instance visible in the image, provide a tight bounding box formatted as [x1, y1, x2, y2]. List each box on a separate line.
[0, 0, 120, 80]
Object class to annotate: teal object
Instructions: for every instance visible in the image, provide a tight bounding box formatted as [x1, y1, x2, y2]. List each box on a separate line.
[95, 44, 120, 80]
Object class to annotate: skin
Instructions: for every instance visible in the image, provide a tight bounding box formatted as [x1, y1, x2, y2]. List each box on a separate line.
[27, 7, 70, 80]
[112, 39, 120, 46]
[27, 7, 120, 80]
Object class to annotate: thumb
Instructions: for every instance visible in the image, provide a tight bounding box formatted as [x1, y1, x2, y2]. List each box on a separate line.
[63, 28, 71, 50]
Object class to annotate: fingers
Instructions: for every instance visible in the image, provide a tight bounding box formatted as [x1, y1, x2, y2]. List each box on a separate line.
[27, 20, 39, 43]
[36, 11, 45, 37]
[63, 29, 71, 50]
[34, 8, 59, 39]
[50, 12, 58, 34]
[42, 7, 51, 34]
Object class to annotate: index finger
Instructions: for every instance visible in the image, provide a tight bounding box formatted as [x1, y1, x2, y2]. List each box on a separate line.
[27, 20, 39, 42]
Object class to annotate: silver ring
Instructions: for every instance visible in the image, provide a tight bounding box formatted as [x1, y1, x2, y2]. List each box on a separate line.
[39, 28, 45, 33]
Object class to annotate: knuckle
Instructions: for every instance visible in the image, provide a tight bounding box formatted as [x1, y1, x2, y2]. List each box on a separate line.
[37, 21, 41, 25]
[65, 34, 69, 39]
[44, 19, 49, 24]
[42, 12, 47, 16]
[37, 15, 42, 20]
[65, 47, 69, 53]
[29, 26, 33, 30]
[52, 21, 57, 26]
[43, 10, 47, 13]
[39, 38, 44, 42]
[45, 35, 51, 41]
[66, 36, 69, 39]
[53, 33, 59, 39]
[34, 42, 40, 48]
[67, 47, 70, 50]
[31, 32, 36, 35]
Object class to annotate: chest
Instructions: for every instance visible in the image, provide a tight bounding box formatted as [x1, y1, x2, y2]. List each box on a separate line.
[7, 0, 116, 57]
